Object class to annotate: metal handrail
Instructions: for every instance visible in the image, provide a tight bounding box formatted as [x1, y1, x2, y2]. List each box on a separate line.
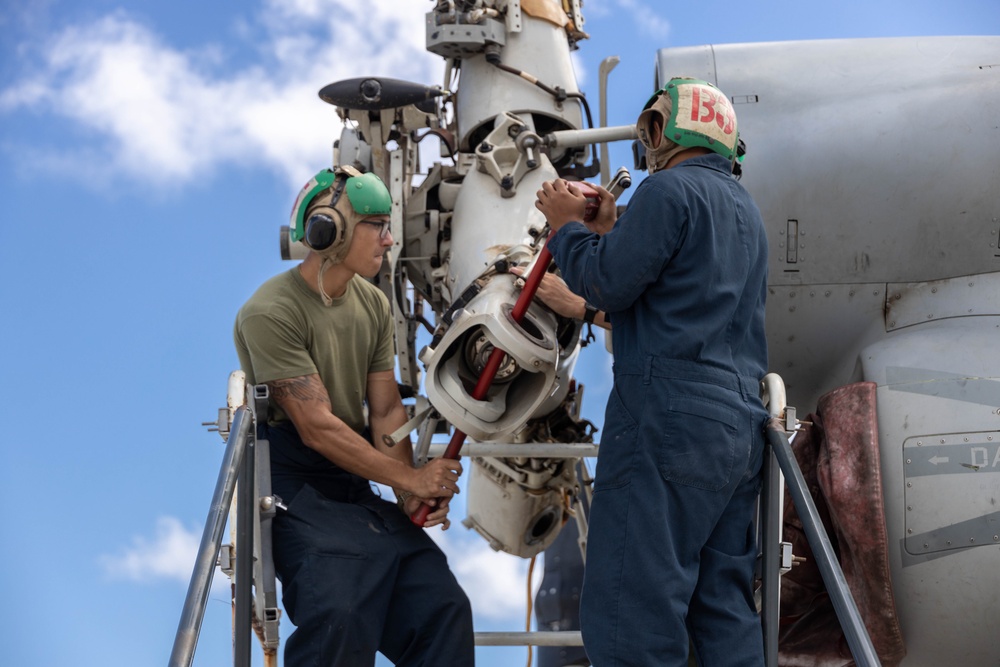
[474, 631, 583, 646]
[169, 406, 253, 667]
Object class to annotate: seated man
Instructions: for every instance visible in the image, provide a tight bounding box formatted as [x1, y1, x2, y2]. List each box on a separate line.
[234, 166, 475, 667]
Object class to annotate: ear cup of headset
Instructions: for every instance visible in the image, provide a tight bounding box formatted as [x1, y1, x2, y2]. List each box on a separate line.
[303, 207, 346, 251]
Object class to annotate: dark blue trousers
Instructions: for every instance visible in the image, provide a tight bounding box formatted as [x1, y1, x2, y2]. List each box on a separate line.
[580, 360, 766, 667]
[267, 426, 474, 667]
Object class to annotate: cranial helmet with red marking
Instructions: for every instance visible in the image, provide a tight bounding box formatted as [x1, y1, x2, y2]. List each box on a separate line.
[636, 77, 741, 173]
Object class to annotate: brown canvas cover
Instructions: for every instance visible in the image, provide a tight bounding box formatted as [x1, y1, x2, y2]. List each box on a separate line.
[778, 382, 906, 666]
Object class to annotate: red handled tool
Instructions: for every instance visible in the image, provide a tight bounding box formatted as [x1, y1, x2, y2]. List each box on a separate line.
[411, 245, 554, 526]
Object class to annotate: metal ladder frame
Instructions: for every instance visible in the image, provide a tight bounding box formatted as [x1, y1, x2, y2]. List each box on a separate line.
[170, 373, 882, 666]
[169, 381, 280, 667]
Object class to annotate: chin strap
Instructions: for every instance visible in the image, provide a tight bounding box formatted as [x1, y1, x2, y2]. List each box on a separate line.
[317, 256, 340, 306]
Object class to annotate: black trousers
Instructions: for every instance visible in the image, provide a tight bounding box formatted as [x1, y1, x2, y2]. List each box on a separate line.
[267, 426, 474, 667]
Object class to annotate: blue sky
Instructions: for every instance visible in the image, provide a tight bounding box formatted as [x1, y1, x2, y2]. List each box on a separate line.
[1, 1, 996, 666]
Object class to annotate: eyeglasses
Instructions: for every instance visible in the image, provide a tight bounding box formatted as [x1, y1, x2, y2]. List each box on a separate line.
[358, 219, 391, 239]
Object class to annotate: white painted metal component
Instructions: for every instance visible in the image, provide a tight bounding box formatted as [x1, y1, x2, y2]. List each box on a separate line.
[760, 372, 787, 418]
[227, 371, 247, 432]
[426, 442, 598, 458]
[544, 124, 636, 148]
[474, 112, 542, 197]
[422, 272, 573, 441]
[462, 453, 576, 558]
[598, 55, 620, 185]
[447, 160, 554, 294]
[449, 8, 582, 153]
[779, 542, 794, 573]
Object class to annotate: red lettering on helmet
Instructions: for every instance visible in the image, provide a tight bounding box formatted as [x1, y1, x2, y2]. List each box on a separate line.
[690, 85, 735, 136]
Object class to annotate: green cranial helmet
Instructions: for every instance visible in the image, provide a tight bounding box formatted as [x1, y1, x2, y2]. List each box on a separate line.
[636, 77, 740, 170]
[289, 166, 392, 245]
[344, 171, 392, 217]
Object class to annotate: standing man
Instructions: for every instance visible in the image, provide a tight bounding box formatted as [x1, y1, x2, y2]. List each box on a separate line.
[234, 166, 475, 667]
[535, 78, 769, 666]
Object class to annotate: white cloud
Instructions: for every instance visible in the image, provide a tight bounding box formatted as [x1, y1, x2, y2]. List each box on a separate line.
[1, 1, 440, 188]
[105, 509, 539, 624]
[584, 0, 669, 41]
[101, 515, 206, 584]
[375, 479, 538, 622]
[429, 526, 535, 622]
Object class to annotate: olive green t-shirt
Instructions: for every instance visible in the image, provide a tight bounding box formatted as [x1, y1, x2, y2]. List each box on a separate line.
[233, 267, 395, 430]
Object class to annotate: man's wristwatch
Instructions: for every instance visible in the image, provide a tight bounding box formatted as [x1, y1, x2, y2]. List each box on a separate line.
[582, 303, 599, 324]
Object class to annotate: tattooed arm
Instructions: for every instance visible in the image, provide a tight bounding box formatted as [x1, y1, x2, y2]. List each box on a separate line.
[267, 373, 461, 502]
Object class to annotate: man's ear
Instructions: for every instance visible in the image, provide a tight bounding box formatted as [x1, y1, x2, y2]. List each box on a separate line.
[651, 118, 663, 149]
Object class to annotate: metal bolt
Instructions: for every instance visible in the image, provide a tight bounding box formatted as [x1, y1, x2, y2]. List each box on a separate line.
[907, 506, 912, 511]
[907, 529, 913, 534]
[907, 482, 912, 488]
[906, 458, 912, 464]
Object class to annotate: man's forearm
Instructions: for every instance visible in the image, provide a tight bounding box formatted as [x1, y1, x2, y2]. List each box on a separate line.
[370, 404, 416, 495]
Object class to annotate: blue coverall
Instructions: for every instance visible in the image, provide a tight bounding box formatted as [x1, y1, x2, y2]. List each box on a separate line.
[547, 153, 769, 666]
[267, 421, 475, 667]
